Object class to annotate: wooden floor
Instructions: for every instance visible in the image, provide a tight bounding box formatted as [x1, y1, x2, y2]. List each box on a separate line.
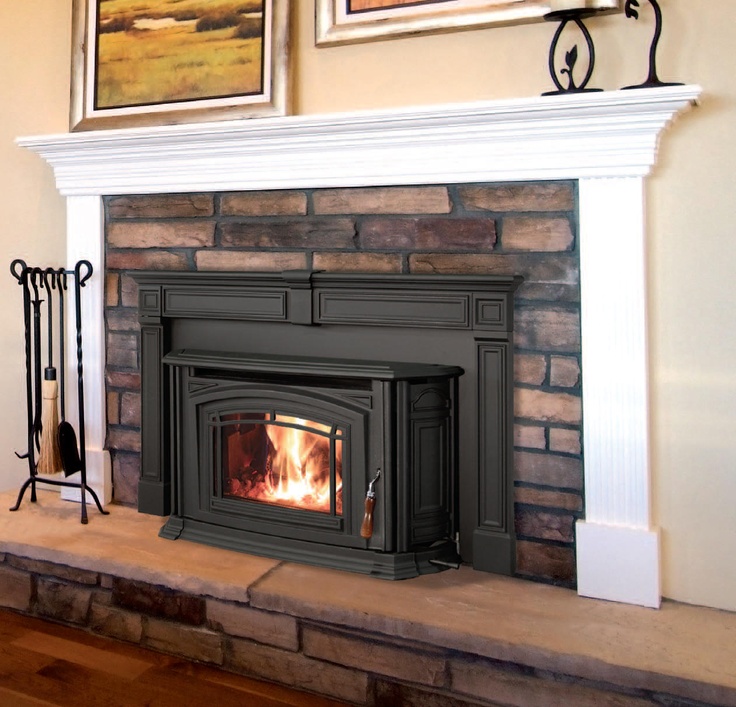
[0, 609, 349, 707]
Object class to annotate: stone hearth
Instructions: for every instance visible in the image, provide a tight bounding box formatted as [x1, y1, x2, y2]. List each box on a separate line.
[1, 491, 734, 706]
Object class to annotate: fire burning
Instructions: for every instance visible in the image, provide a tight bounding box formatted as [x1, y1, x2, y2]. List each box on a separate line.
[222, 413, 342, 515]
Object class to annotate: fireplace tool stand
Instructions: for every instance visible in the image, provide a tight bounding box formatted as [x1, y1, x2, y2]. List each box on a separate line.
[9, 259, 108, 524]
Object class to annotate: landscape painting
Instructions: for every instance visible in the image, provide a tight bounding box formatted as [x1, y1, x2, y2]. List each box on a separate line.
[316, 0, 550, 46]
[70, 0, 289, 130]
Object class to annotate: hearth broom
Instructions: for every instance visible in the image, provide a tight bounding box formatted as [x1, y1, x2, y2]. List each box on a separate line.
[36, 270, 63, 475]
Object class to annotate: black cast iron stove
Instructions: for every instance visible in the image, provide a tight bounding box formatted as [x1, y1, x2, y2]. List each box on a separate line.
[135, 271, 521, 579]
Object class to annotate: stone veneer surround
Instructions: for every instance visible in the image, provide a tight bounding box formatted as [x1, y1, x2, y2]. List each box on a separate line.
[17, 86, 702, 607]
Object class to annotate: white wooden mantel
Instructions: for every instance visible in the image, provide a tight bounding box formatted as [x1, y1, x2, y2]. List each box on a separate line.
[18, 85, 701, 608]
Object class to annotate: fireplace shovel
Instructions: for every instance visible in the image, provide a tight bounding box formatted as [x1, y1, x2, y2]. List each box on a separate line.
[56, 270, 82, 477]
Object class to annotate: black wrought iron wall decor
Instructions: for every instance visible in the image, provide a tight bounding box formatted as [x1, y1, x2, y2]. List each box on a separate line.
[9, 259, 108, 524]
[543, 8, 608, 95]
[622, 0, 683, 89]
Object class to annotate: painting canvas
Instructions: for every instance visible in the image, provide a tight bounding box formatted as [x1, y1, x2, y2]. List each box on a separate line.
[70, 0, 289, 131]
[316, 0, 551, 46]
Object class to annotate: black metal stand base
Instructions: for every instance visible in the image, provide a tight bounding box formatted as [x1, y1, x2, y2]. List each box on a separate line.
[10, 476, 109, 525]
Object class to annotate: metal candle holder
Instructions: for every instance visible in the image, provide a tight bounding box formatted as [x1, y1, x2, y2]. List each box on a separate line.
[542, 9, 607, 95]
[622, 0, 683, 89]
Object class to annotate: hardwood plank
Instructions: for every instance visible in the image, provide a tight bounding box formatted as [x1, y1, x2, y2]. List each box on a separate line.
[0, 685, 56, 706]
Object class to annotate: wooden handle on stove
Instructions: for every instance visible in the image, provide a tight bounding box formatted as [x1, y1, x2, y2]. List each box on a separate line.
[360, 495, 376, 539]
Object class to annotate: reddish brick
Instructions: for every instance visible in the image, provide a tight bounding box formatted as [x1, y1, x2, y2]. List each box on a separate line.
[550, 355, 581, 388]
[515, 307, 580, 353]
[108, 194, 214, 218]
[302, 626, 447, 688]
[516, 540, 576, 583]
[112, 578, 205, 625]
[196, 250, 308, 271]
[112, 453, 140, 506]
[549, 428, 582, 455]
[220, 191, 307, 216]
[120, 274, 139, 308]
[206, 599, 298, 651]
[514, 487, 583, 512]
[120, 392, 141, 427]
[108, 221, 215, 249]
[502, 217, 574, 252]
[227, 637, 369, 704]
[515, 388, 582, 425]
[458, 182, 575, 212]
[145, 618, 223, 664]
[106, 250, 189, 271]
[514, 424, 545, 450]
[106, 371, 141, 391]
[360, 217, 496, 252]
[312, 251, 402, 273]
[314, 186, 450, 214]
[515, 451, 583, 490]
[219, 219, 355, 249]
[36, 577, 93, 625]
[107, 428, 142, 454]
[514, 354, 546, 385]
[515, 508, 575, 543]
[0, 566, 33, 611]
[107, 332, 138, 369]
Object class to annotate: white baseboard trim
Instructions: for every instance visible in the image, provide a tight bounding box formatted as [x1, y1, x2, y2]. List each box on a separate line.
[576, 520, 661, 608]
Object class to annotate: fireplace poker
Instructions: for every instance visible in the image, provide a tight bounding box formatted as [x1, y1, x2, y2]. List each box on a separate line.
[360, 469, 381, 540]
[36, 269, 63, 475]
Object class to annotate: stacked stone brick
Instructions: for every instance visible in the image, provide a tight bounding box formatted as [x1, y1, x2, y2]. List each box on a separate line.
[105, 182, 583, 586]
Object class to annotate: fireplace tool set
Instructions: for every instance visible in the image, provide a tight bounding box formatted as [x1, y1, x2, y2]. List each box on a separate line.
[8, 259, 108, 524]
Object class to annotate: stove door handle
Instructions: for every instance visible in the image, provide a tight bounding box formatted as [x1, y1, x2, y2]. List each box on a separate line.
[360, 469, 381, 540]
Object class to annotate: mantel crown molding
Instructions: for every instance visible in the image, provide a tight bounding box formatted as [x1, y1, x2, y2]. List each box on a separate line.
[17, 86, 701, 196]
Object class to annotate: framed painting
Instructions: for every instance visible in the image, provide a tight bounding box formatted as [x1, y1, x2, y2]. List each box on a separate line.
[316, 0, 552, 46]
[70, 0, 290, 131]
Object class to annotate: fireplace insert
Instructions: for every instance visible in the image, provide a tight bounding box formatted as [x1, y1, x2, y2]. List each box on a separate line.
[160, 349, 463, 578]
[135, 271, 521, 577]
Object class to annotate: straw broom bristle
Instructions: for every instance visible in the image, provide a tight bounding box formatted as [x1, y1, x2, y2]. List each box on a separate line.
[37, 379, 63, 475]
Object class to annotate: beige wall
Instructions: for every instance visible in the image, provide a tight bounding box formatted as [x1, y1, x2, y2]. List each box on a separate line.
[1, 2, 733, 611]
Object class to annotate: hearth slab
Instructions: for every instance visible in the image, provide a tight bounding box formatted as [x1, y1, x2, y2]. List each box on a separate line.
[1, 490, 734, 707]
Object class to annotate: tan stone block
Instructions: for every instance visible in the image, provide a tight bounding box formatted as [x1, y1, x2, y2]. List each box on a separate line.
[89, 602, 144, 644]
[550, 355, 581, 388]
[106, 273, 119, 307]
[145, 618, 224, 664]
[458, 183, 575, 212]
[206, 599, 298, 651]
[107, 391, 120, 426]
[36, 577, 93, 624]
[516, 541, 576, 583]
[227, 637, 369, 704]
[111, 453, 140, 507]
[108, 194, 214, 218]
[108, 221, 215, 249]
[196, 250, 308, 271]
[107, 309, 139, 332]
[106, 332, 138, 369]
[120, 274, 139, 308]
[514, 451, 583, 490]
[0, 565, 33, 611]
[514, 354, 547, 385]
[302, 626, 447, 688]
[451, 657, 654, 707]
[220, 191, 307, 216]
[107, 428, 142, 454]
[502, 217, 574, 252]
[549, 428, 582, 455]
[514, 487, 583, 512]
[515, 388, 582, 425]
[312, 251, 402, 273]
[7, 557, 99, 585]
[373, 681, 486, 707]
[360, 217, 496, 252]
[107, 250, 189, 272]
[314, 186, 450, 214]
[515, 307, 580, 353]
[514, 424, 546, 450]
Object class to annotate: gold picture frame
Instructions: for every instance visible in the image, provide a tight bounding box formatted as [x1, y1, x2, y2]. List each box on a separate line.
[316, 0, 553, 46]
[70, 0, 290, 131]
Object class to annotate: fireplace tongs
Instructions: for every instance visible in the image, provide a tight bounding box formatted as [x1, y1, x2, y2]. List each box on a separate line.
[359, 469, 381, 540]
